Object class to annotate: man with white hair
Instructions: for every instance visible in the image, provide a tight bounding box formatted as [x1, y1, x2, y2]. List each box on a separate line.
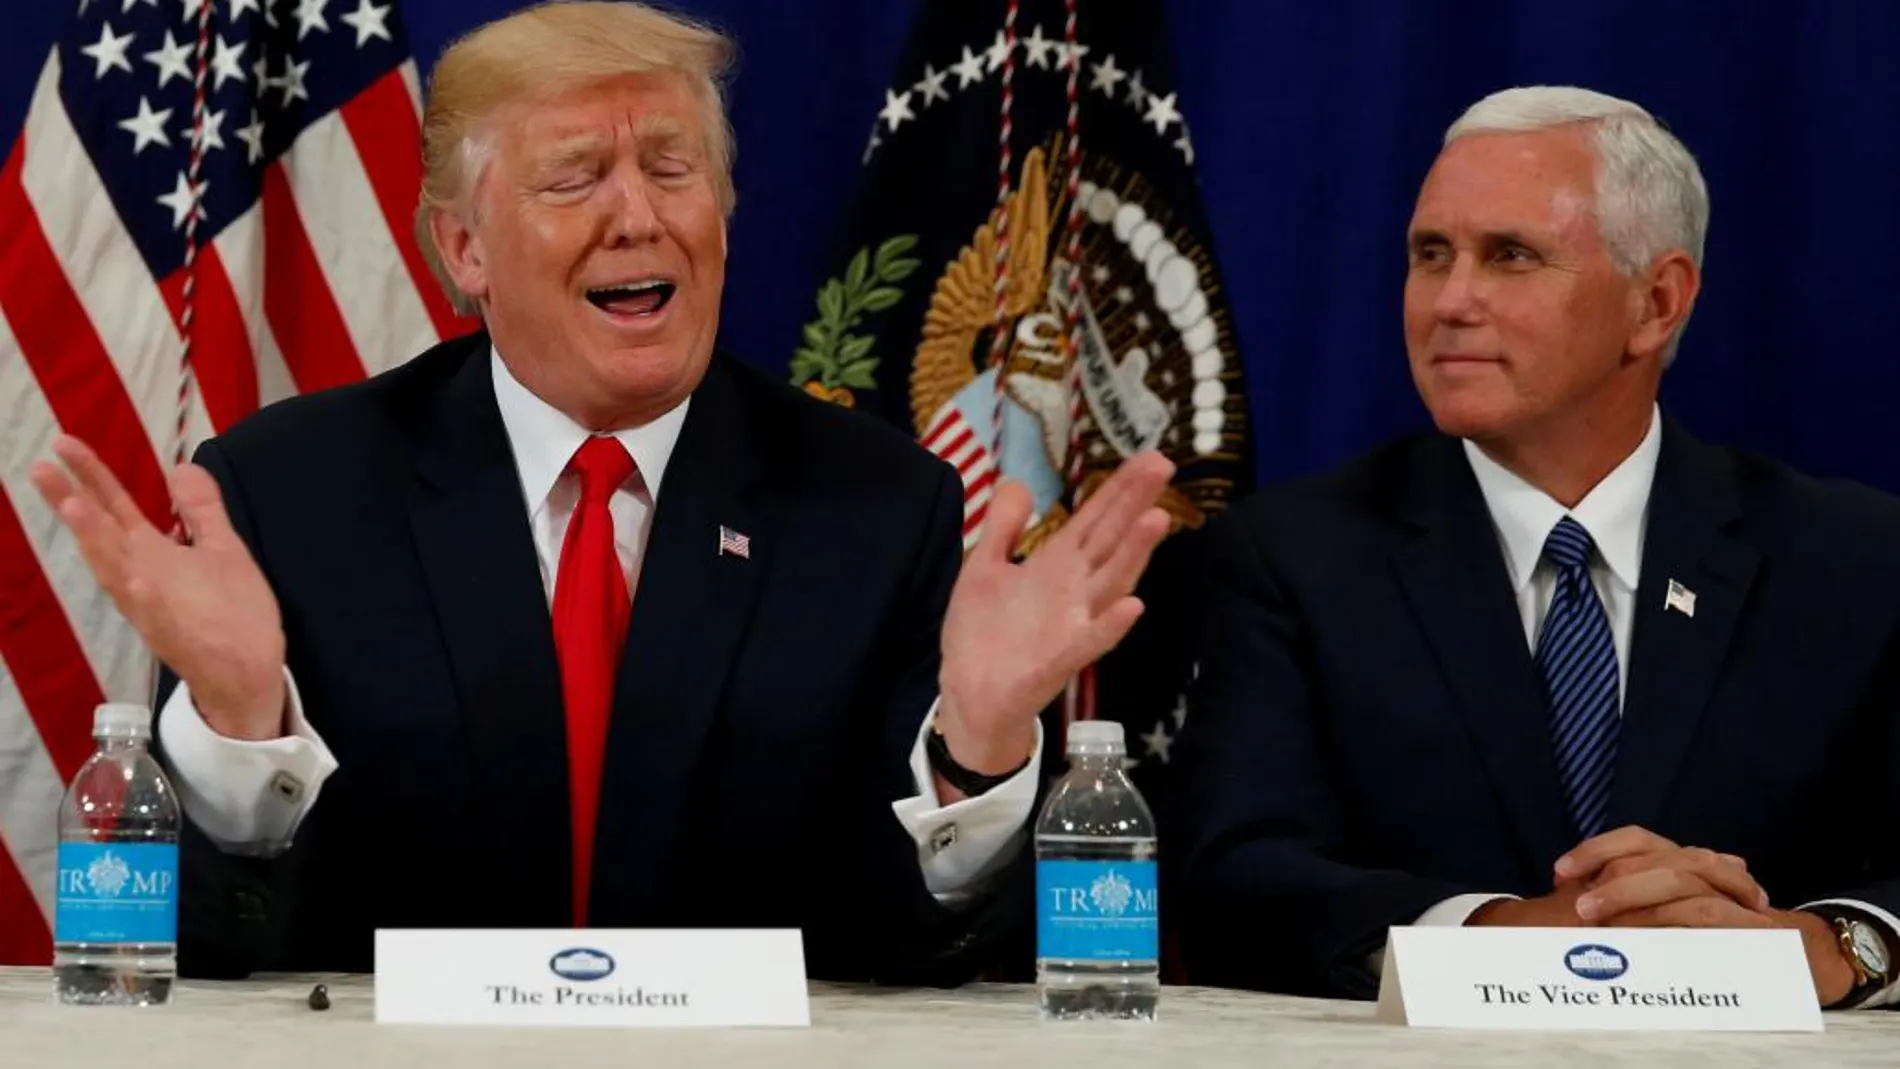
[30, 2, 1172, 981]
[1172, 86, 1900, 1006]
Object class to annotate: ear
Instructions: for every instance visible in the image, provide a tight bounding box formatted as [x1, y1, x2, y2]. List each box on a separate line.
[1627, 249, 1699, 362]
[428, 203, 490, 307]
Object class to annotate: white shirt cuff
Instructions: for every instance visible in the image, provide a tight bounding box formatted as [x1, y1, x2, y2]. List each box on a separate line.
[1416, 892, 1519, 928]
[890, 700, 1041, 906]
[1369, 893, 1518, 976]
[1802, 898, 1900, 1009]
[155, 667, 337, 854]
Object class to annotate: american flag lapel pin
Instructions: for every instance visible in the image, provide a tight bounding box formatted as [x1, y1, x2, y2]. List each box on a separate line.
[1665, 578, 1697, 618]
[718, 525, 751, 560]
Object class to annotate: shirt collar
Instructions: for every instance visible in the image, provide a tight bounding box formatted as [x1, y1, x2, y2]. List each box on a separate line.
[488, 346, 689, 513]
[1461, 405, 1661, 594]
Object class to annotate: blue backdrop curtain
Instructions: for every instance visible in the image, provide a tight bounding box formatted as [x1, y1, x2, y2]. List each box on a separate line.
[6, 0, 1896, 493]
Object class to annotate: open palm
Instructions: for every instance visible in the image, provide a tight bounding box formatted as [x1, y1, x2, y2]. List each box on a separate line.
[937, 452, 1175, 766]
[30, 435, 286, 738]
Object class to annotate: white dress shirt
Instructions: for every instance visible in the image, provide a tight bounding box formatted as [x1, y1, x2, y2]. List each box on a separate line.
[1389, 406, 1900, 1007]
[158, 348, 1039, 907]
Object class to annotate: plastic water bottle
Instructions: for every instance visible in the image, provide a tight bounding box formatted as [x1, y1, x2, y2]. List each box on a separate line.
[1035, 720, 1159, 1021]
[53, 703, 180, 1006]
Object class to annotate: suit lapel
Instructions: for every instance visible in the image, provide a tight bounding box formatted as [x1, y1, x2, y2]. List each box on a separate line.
[407, 340, 572, 926]
[590, 358, 775, 922]
[1612, 421, 1758, 829]
[1391, 438, 1575, 874]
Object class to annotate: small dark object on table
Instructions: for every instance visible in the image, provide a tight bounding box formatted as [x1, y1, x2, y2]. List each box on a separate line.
[307, 983, 329, 1011]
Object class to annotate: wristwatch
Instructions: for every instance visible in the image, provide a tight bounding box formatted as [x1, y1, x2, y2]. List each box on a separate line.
[1808, 906, 1894, 1008]
[924, 718, 1030, 796]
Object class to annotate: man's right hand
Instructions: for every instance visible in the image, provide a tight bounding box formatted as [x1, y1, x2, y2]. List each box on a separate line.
[1466, 883, 1592, 927]
[1466, 825, 1771, 928]
[30, 435, 287, 740]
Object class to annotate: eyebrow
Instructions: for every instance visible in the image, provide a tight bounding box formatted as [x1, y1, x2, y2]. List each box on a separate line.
[534, 136, 609, 173]
[635, 114, 686, 138]
[1407, 227, 1543, 250]
[1482, 229, 1540, 248]
[533, 121, 698, 171]
[634, 118, 697, 156]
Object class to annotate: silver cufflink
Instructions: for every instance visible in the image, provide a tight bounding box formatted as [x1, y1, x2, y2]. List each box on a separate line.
[929, 824, 959, 855]
[268, 770, 305, 804]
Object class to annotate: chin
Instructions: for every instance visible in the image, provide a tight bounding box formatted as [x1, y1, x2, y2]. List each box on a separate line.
[597, 345, 707, 398]
[1423, 392, 1523, 442]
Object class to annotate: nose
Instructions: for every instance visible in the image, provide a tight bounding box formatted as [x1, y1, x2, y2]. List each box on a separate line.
[602, 167, 663, 248]
[1432, 252, 1485, 326]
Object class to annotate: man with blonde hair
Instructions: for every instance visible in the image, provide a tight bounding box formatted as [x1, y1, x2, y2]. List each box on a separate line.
[1172, 86, 1900, 1006]
[32, 1, 1173, 981]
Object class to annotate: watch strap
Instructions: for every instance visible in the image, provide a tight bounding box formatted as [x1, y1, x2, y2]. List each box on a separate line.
[925, 721, 1029, 796]
[1807, 905, 1893, 1007]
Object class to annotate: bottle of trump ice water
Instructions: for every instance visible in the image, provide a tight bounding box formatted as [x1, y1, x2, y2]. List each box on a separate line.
[53, 703, 180, 1006]
[1034, 720, 1159, 1020]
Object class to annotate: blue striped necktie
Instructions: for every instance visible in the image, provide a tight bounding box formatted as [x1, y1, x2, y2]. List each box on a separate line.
[1535, 516, 1620, 841]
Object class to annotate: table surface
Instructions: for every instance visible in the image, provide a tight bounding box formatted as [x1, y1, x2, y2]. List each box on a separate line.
[4, 967, 1899, 1068]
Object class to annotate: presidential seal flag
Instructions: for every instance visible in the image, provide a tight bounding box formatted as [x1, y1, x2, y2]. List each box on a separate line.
[792, 0, 1251, 784]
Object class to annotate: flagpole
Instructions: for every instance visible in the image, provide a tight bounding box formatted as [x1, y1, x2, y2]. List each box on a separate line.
[1059, 0, 1098, 732]
[1061, 0, 1086, 497]
[149, 0, 217, 715]
[179, 0, 213, 473]
[987, 0, 1020, 465]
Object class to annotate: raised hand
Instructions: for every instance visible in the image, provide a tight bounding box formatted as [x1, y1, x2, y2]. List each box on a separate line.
[934, 451, 1175, 783]
[30, 436, 286, 739]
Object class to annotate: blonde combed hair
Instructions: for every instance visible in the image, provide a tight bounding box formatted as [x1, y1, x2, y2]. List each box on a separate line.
[415, 1, 736, 314]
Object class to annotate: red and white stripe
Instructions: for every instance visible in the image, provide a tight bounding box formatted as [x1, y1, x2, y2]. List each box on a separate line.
[921, 406, 999, 551]
[0, 50, 473, 965]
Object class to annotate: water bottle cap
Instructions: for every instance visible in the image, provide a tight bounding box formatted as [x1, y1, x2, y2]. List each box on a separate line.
[1066, 720, 1125, 755]
[92, 703, 153, 740]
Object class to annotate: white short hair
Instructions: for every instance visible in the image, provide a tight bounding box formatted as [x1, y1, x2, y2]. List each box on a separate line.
[1445, 86, 1709, 364]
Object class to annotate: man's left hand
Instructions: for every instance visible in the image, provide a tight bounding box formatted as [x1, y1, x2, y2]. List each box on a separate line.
[1558, 826, 1769, 919]
[933, 452, 1174, 793]
[1557, 825, 1858, 1006]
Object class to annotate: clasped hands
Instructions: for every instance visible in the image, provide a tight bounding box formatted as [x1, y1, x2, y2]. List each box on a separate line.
[1469, 826, 1858, 1005]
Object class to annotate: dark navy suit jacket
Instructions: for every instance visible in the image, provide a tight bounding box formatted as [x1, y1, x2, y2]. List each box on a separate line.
[163, 331, 1026, 982]
[1172, 419, 1900, 998]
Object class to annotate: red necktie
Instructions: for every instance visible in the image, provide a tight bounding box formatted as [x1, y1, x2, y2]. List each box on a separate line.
[552, 436, 634, 927]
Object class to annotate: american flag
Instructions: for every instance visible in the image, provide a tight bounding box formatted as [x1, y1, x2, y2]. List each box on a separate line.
[718, 524, 751, 560]
[0, 0, 472, 964]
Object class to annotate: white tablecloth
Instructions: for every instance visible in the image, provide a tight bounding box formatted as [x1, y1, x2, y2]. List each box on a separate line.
[3, 967, 1897, 1067]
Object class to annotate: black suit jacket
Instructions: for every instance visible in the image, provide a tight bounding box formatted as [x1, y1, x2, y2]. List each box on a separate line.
[1172, 418, 1900, 999]
[163, 332, 1027, 983]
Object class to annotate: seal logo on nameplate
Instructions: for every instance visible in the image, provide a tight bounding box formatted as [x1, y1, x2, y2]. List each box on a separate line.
[549, 948, 617, 982]
[1564, 944, 1630, 981]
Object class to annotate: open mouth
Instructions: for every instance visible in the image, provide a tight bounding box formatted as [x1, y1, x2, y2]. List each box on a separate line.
[586, 281, 677, 317]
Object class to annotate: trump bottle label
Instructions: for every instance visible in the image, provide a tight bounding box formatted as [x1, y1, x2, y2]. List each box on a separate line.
[54, 843, 178, 945]
[1037, 860, 1159, 962]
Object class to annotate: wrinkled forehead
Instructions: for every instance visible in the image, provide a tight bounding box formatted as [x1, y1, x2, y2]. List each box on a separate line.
[487, 71, 708, 163]
[1411, 127, 1600, 240]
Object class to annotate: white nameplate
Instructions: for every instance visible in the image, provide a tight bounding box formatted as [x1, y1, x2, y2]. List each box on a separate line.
[1376, 927, 1821, 1032]
[374, 929, 810, 1028]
